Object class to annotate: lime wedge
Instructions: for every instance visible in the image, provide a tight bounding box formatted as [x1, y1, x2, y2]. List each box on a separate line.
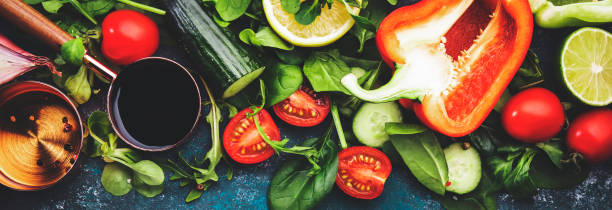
[561, 27, 612, 106]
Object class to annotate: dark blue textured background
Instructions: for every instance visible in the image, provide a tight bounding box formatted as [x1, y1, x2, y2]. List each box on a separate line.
[1, 0, 611, 209]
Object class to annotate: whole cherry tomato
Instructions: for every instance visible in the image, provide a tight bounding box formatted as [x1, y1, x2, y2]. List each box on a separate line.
[101, 10, 159, 65]
[501, 88, 565, 143]
[567, 109, 612, 164]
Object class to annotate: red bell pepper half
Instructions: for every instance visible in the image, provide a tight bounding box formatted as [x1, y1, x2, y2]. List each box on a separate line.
[341, 0, 533, 137]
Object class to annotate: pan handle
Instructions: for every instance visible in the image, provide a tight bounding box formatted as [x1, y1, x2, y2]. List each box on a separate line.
[0, 0, 72, 49]
[0, 0, 118, 80]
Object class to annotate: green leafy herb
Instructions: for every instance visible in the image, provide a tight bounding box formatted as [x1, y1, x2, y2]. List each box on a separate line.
[535, 141, 564, 168]
[262, 63, 303, 107]
[268, 128, 339, 210]
[529, 154, 590, 189]
[386, 0, 397, 5]
[101, 163, 133, 196]
[487, 146, 537, 198]
[42, 0, 64, 14]
[239, 27, 294, 50]
[384, 122, 428, 135]
[281, 0, 301, 14]
[509, 50, 544, 92]
[303, 50, 353, 94]
[186, 188, 205, 202]
[82, 0, 116, 16]
[275, 50, 305, 65]
[294, 0, 322, 25]
[64, 65, 92, 104]
[61, 38, 86, 66]
[215, 0, 252, 21]
[87, 110, 165, 198]
[390, 131, 448, 196]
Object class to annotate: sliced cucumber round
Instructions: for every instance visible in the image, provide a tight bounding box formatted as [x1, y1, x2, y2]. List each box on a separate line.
[353, 102, 402, 147]
[444, 142, 482, 194]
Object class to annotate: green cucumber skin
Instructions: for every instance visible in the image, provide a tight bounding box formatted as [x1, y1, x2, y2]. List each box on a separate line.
[352, 102, 403, 148]
[163, 0, 264, 98]
[444, 143, 482, 194]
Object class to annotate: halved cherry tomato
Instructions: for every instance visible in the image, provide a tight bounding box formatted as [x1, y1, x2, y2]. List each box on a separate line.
[336, 146, 392, 199]
[273, 86, 330, 127]
[223, 108, 280, 164]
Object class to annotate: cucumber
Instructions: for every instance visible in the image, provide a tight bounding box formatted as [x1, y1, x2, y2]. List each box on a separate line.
[163, 0, 265, 99]
[353, 102, 402, 147]
[444, 142, 482, 194]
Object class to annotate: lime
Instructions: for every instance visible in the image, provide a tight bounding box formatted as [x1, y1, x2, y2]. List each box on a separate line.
[561, 27, 612, 106]
[262, 0, 359, 47]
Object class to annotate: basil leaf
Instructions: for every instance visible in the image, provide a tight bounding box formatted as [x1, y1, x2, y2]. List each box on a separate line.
[65, 65, 91, 104]
[61, 38, 85, 66]
[268, 134, 339, 210]
[281, 0, 301, 14]
[130, 160, 166, 186]
[391, 131, 448, 195]
[42, 0, 64, 14]
[303, 50, 352, 94]
[385, 122, 427, 135]
[535, 141, 564, 168]
[351, 15, 376, 32]
[82, 0, 115, 16]
[101, 163, 133, 196]
[133, 177, 164, 198]
[215, 0, 251, 21]
[263, 63, 303, 107]
[294, 1, 322, 25]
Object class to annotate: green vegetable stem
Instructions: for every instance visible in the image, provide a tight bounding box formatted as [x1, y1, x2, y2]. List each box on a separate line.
[529, 0, 612, 28]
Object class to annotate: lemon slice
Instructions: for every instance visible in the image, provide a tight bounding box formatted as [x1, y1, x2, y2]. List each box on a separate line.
[561, 27, 612, 106]
[263, 0, 360, 47]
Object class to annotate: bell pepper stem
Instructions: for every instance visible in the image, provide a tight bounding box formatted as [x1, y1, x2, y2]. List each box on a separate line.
[341, 70, 426, 103]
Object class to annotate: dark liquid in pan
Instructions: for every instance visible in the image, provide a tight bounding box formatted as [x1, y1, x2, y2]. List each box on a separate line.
[111, 60, 199, 147]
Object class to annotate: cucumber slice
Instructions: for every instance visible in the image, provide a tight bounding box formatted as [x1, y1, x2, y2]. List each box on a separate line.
[353, 102, 402, 147]
[444, 142, 482, 194]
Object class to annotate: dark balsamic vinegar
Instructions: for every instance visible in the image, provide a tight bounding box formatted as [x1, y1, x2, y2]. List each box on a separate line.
[111, 60, 199, 147]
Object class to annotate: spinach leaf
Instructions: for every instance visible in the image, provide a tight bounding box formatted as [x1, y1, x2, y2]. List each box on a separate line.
[101, 163, 133, 196]
[268, 131, 339, 210]
[281, 0, 301, 14]
[263, 63, 303, 107]
[61, 38, 85, 66]
[215, 0, 251, 21]
[303, 50, 352, 94]
[529, 154, 590, 189]
[130, 160, 166, 186]
[275, 50, 304, 65]
[487, 147, 537, 198]
[391, 131, 448, 195]
[239, 27, 294, 50]
[82, 0, 115, 16]
[465, 127, 503, 156]
[385, 122, 427, 135]
[351, 15, 376, 32]
[133, 177, 164, 198]
[65, 65, 92, 104]
[386, 0, 397, 5]
[294, 0, 322, 25]
[42, 0, 64, 14]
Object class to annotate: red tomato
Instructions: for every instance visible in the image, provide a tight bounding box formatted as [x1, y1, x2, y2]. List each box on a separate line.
[501, 88, 565, 143]
[101, 10, 159, 65]
[567, 109, 612, 164]
[398, 99, 414, 110]
[336, 146, 392, 199]
[223, 108, 280, 164]
[273, 86, 330, 127]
